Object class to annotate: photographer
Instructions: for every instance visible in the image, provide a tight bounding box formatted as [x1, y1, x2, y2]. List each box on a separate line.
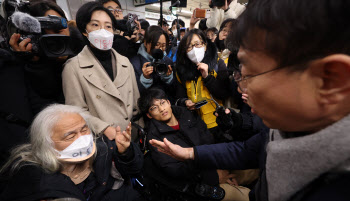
[130, 25, 176, 103]
[100, 0, 142, 59]
[8, 1, 84, 115]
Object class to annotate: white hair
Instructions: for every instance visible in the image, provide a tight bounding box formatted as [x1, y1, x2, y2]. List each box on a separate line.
[1, 104, 92, 174]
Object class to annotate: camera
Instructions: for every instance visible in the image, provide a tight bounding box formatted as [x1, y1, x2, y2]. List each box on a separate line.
[149, 49, 168, 76]
[123, 13, 138, 37]
[2, 0, 73, 57]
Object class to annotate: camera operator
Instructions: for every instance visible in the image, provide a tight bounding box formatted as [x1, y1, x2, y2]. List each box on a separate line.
[130, 25, 176, 103]
[8, 1, 84, 115]
[100, 0, 143, 59]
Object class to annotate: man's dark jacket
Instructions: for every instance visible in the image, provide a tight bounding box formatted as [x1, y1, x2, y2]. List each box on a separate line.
[193, 130, 350, 201]
[0, 137, 144, 201]
[146, 106, 219, 185]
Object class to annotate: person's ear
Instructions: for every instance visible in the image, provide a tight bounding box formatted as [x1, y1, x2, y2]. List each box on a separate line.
[312, 54, 350, 105]
[146, 113, 153, 119]
[83, 31, 88, 37]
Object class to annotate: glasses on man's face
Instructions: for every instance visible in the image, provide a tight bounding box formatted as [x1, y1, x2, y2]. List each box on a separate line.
[187, 41, 205, 52]
[234, 64, 285, 92]
[108, 8, 122, 14]
[149, 99, 169, 114]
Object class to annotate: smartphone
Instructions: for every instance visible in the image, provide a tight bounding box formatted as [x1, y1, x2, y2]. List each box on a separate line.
[195, 100, 208, 109]
[194, 9, 211, 18]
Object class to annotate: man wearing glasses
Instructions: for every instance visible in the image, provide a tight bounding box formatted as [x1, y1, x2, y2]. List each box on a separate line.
[150, 0, 350, 200]
[100, 0, 123, 20]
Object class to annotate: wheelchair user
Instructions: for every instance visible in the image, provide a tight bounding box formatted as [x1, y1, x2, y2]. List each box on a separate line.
[137, 87, 250, 201]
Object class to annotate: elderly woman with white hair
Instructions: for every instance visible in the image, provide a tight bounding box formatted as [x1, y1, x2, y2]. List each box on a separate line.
[0, 104, 144, 201]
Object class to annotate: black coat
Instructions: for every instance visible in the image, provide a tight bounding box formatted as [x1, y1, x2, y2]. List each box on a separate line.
[146, 106, 218, 185]
[0, 137, 144, 201]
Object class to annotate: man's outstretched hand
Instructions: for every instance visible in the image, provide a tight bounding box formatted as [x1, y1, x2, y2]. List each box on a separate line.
[149, 138, 195, 161]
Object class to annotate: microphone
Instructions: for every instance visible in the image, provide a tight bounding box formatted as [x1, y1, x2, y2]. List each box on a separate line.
[11, 11, 41, 33]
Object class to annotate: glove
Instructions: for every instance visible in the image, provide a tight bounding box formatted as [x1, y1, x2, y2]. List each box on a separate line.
[216, 108, 242, 132]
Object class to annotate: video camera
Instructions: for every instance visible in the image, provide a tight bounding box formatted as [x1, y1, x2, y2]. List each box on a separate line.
[149, 49, 168, 76]
[2, 0, 73, 57]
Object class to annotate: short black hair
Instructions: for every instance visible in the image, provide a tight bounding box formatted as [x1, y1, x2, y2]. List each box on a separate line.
[172, 19, 185, 28]
[139, 19, 150, 30]
[29, 0, 67, 19]
[198, 19, 208, 32]
[227, 0, 350, 71]
[138, 88, 168, 115]
[98, 0, 122, 9]
[76, 1, 117, 35]
[144, 25, 169, 51]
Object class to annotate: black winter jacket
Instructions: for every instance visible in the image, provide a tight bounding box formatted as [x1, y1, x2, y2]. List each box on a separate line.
[146, 106, 219, 185]
[0, 137, 144, 201]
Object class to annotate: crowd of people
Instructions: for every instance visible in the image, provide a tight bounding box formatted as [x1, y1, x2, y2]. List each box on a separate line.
[0, 0, 350, 200]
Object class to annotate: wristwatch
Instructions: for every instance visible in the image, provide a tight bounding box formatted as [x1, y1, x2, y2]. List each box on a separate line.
[224, 7, 230, 12]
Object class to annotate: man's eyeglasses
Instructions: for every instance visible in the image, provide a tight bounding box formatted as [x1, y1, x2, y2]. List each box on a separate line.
[149, 99, 169, 114]
[234, 64, 285, 92]
[187, 41, 205, 52]
[108, 8, 123, 14]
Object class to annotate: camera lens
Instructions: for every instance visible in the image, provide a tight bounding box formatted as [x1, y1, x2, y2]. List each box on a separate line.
[155, 63, 168, 76]
[45, 37, 66, 55]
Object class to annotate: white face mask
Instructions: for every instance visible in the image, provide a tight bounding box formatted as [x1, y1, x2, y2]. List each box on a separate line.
[187, 47, 205, 64]
[86, 29, 114, 50]
[56, 134, 94, 159]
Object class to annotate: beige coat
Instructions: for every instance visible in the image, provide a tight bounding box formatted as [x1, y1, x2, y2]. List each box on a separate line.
[62, 46, 140, 134]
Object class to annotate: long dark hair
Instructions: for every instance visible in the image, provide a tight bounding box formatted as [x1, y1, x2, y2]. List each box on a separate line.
[176, 29, 218, 82]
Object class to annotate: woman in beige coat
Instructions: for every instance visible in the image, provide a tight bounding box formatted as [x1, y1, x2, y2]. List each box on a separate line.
[62, 2, 140, 139]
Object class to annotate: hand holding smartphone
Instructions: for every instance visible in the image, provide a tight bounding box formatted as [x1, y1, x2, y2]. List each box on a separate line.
[194, 9, 211, 18]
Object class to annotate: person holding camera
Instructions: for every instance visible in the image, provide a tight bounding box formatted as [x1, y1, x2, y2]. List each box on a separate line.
[99, 0, 142, 59]
[138, 88, 250, 201]
[7, 1, 84, 115]
[130, 25, 176, 102]
[62, 2, 141, 140]
[175, 29, 231, 141]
